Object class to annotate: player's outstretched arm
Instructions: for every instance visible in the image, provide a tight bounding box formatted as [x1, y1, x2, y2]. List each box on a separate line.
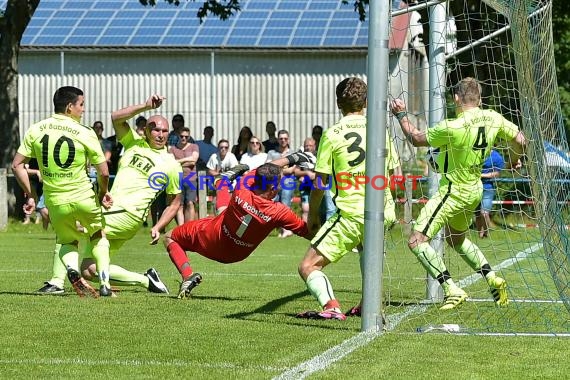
[111, 94, 165, 141]
[268, 151, 315, 168]
[219, 164, 250, 182]
[390, 98, 429, 147]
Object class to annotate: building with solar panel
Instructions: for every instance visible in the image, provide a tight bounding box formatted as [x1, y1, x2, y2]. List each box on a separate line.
[13, 0, 426, 157]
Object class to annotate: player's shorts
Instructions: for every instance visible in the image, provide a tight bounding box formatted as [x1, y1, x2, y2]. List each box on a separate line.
[414, 183, 482, 238]
[46, 196, 104, 244]
[311, 211, 364, 263]
[83, 206, 141, 257]
[182, 180, 198, 204]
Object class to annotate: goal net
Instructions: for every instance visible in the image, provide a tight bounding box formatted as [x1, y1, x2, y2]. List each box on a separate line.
[387, 0, 570, 335]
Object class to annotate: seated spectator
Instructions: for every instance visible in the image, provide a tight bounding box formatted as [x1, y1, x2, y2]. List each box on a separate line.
[232, 126, 253, 162]
[240, 136, 268, 170]
[262, 121, 279, 152]
[207, 139, 239, 214]
[170, 127, 200, 223]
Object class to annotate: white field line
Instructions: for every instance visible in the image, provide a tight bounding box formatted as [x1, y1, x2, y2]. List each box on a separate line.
[0, 358, 286, 372]
[274, 242, 544, 380]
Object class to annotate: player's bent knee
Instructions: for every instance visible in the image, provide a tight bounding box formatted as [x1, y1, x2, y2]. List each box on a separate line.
[80, 260, 97, 280]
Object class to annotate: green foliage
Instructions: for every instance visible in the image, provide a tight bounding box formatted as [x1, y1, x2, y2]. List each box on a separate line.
[138, 0, 239, 23]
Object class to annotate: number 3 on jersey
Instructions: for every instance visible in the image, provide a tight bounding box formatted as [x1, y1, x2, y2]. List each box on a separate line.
[344, 132, 365, 166]
[40, 134, 76, 168]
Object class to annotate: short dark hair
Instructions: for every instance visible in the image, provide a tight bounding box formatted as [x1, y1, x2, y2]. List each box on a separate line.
[135, 116, 147, 127]
[254, 163, 281, 192]
[217, 139, 230, 147]
[336, 77, 367, 114]
[179, 127, 190, 134]
[172, 114, 184, 122]
[454, 77, 482, 106]
[53, 86, 83, 114]
[93, 121, 103, 129]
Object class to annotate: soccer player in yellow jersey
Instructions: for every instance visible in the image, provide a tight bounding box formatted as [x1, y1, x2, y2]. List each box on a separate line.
[296, 77, 400, 320]
[390, 77, 526, 310]
[12, 86, 114, 297]
[40, 94, 183, 295]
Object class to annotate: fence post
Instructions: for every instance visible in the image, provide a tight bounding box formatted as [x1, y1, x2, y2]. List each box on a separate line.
[404, 173, 412, 235]
[0, 169, 7, 230]
[198, 170, 208, 218]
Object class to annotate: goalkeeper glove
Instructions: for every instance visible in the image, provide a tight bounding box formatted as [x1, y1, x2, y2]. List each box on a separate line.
[217, 164, 250, 183]
[285, 151, 315, 166]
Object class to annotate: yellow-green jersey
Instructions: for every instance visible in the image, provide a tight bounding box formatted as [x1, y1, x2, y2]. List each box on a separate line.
[315, 114, 399, 223]
[17, 114, 105, 206]
[111, 128, 182, 221]
[427, 107, 519, 188]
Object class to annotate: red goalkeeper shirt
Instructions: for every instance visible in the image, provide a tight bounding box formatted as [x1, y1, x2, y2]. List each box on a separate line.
[171, 169, 308, 263]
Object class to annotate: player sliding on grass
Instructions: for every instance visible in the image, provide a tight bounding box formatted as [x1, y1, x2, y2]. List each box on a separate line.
[390, 77, 526, 310]
[295, 77, 399, 321]
[38, 94, 183, 297]
[164, 152, 315, 299]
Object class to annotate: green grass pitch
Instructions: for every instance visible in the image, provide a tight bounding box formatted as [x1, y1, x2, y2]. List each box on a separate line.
[0, 220, 569, 379]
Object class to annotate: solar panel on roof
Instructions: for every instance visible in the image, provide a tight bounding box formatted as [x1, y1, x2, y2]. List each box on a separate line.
[108, 18, 139, 28]
[294, 28, 325, 38]
[308, 2, 340, 11]
[257, 37, 290, 47]
[193, 35, 225, 45]
[103, 27, 133, 37]
[226, 36, 258, 46]
[244, 2, 275, 10]
[130, 36, 163, 45]
[78, 18, 109, 28]
[298, 19, 328, 29]
[199, 27, 227, 37]
[266, 19, 296, 28]
[232, 27, 261, 37]
[65, 36, 99, 45]
[97, 36, 130, 45]
[234, 19, 265, 28]
[73, 27, 102, 36]
[16, 0, 368, 48]
[323, 37, 355, 46]
[290, 37, 322, 47]
[277, 2, 306, 10]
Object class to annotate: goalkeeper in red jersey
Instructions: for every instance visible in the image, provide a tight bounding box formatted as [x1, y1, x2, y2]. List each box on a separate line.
[165, 152, 314, 299]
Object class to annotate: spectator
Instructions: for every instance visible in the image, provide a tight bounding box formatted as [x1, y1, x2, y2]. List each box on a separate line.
[475, 149, 505, 238]
[207, 139, 239, 214]
[135, 115, 147, 136]
[168, 113, 189, 149]
[262, 121, 279, 152]
[232, 126, 253, 162]
[196, 126, 217, 171]
[170, 127, 200, 223]
[312, 125, 323, 149]
[92, 121, 113, 167]
[294, 137, 317, 223]
[266, 129, 296, 238]
[22, 159, 42, 225]
[240, 136, 268, 170]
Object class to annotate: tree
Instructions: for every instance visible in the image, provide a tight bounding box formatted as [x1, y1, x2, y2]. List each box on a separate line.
[0, 0, 40, 169]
